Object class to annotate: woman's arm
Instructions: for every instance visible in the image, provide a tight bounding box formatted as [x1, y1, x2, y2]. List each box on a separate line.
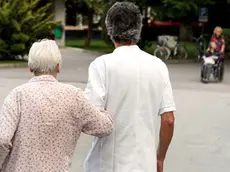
[0, 90, 20, 169]
[221, 38, 225, 53]
[76, 90, 113, 137]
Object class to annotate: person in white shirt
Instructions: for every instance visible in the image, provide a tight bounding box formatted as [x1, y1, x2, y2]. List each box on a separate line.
[84, 2, 176, 172]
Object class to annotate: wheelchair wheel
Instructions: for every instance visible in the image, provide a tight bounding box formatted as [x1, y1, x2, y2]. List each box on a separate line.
[200, 69, 204, 82]
[218, 64, 224, 82]
[154, 47, 170, 61]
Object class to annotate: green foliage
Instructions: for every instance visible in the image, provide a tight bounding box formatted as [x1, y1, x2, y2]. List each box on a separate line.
[159, 0, 214, 20]
[223, 28, 230, 52]
[76, 0, 109, 47]
[0, 0, 58, 60]
[84, 0, 104, 12]
[225, 35, 230, 52]
[100, 3, 113, 46]
[77, 0, 107, 13]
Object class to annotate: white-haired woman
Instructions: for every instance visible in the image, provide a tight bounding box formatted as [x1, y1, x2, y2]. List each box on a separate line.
[201, 42, 219, 81]
[0, 40, 113, 172]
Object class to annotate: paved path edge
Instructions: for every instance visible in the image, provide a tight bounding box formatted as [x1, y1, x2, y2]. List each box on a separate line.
[65, 47, 199, 64]
[0, 63, 28, 69]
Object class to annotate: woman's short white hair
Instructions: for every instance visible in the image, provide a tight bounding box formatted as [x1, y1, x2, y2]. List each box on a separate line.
[28, 39, 62, 74]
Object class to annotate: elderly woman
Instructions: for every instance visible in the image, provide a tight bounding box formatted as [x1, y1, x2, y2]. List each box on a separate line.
[0, 40, 113, 172]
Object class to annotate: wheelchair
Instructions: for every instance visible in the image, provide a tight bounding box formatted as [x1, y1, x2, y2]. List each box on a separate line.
[200, 56, 224, 83]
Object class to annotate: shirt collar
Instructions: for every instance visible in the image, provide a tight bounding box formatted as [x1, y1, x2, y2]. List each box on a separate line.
[113, 45, 140, 53]
[28, 75, 58, 83]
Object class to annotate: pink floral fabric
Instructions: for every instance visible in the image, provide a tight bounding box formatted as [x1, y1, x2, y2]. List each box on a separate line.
[0, 75, 113, 172]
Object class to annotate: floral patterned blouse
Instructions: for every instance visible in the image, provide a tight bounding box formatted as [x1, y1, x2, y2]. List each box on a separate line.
[0, 75, 113, 172]
[210, 35, 225, 53]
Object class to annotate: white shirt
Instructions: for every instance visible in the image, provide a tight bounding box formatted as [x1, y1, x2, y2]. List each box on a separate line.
[84, 45, 176, 172]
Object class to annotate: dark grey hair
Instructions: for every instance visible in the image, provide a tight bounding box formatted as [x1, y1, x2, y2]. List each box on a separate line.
[105, 2, 143, 43]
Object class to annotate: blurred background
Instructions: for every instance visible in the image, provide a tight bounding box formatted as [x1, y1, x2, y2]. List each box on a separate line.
[0, 0, 230, 61]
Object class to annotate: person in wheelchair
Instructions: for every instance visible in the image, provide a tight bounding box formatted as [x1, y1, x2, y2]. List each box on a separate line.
[201, 42, 220, 82]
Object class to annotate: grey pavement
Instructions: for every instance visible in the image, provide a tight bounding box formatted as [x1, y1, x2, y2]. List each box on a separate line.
[0, 48, 230, 172]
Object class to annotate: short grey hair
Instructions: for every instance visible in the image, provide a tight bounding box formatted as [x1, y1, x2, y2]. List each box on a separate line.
[28, 39, 62, 75]
[105, 2, 143, 43]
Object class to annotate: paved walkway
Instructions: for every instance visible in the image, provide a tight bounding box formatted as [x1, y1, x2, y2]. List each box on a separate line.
[0, 48, 230, 172]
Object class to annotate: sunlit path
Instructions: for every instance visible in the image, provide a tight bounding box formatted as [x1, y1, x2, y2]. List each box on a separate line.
[0, 48, 230, 172]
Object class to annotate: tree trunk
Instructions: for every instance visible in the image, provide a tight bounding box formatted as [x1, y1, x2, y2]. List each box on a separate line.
[179, 24, 193, 41]
[84, 9, 93, 48]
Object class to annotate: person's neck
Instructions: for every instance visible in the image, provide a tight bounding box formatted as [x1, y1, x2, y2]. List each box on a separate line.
[35, 73, 57, 78]
[114, 42, 136, 48]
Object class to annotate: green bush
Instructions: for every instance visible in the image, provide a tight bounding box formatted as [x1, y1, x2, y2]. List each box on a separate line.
[0, 0, 58, 60]
[100, 4, 113, 46]
[223, 28, 230, 52]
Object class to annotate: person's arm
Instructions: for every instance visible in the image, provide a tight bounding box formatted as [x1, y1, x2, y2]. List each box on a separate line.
[0, 90, 20, 169]
[157, 63, 176, 166]
[221, 38, 225, 53]
[85, 58, 106, 110]
[157, 112, 175, 161]
[76, 90, 113, 137]
[202, 52, 209, 60]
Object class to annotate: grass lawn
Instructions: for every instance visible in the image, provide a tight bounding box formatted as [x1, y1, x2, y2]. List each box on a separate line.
[66, 39, 114, 53]
[223, 28, 230, 35]
[66, 39, 197, 59]
[0, 60, 27, 64]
